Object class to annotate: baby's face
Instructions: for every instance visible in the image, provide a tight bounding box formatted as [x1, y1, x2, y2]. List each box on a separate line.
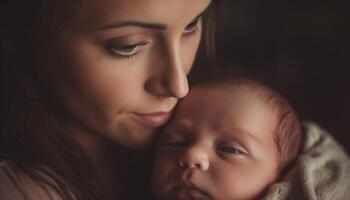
[152, 84, 281, 200]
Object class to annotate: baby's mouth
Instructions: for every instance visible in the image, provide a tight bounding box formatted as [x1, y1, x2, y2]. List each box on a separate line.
[172, 181, 212, 200]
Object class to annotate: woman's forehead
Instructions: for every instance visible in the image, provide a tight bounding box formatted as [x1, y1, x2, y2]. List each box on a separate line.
[74, 0, 211, 30]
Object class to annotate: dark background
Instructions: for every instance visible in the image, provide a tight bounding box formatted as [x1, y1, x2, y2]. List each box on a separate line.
[215, 0, 350, 153]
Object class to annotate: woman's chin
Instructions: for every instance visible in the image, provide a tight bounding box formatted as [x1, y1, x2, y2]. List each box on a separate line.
[105, 119, 159, 149]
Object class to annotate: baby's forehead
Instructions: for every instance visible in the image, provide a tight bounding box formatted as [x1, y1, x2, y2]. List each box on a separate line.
[188, 80, 282, 121]
[194, 79, 272, 104]
[171, 79, 281, 146]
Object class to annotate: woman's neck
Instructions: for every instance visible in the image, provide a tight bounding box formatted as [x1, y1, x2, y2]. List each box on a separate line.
[110, 144, 154, 200]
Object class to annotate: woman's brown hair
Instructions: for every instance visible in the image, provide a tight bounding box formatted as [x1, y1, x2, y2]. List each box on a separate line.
[0, 0, 221, 199]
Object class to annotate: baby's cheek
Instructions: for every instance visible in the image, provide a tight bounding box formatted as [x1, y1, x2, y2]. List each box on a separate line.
[154, 152, 174, 179]
[212, 160, 277, 200]
[152, 153, 178, 199]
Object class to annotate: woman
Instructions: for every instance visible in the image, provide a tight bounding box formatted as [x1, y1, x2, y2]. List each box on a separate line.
[0, 0, 217, 199]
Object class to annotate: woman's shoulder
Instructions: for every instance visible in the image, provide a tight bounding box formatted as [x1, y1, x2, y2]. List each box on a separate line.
[0, 160, 65, 200]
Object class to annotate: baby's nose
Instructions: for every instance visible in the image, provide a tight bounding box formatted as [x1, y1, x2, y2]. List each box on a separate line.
[178, 147, 209, 171]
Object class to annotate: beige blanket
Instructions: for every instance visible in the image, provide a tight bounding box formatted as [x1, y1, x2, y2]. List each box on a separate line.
[263, 122, 350, 200]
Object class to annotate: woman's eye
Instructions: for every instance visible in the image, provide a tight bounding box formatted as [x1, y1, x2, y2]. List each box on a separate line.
[217, 146, 244, 155]
[183, 17, 201, 34]
[107, 42, 147, 57]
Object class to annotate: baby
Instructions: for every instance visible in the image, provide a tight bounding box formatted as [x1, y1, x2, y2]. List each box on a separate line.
[152, 76, 302, 200]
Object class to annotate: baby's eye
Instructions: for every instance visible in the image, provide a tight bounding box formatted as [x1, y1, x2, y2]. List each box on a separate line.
[107, 42, 147, 57]
[217, 146, 244, 155]
[164, 139, 187, 148]
[160, 133, 188, 148]
[183, 17, 202, 34]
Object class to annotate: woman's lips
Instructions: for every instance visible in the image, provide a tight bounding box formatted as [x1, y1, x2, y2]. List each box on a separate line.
[132, 111, 172, 127]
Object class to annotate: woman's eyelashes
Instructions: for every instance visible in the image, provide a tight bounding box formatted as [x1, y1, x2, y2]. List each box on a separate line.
[183, 17, 202, 35]
[106, 41, 148, 58]
[104, 17, 201, 58]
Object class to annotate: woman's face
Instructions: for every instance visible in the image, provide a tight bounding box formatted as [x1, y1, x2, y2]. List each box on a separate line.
[36, 0, 211, 148]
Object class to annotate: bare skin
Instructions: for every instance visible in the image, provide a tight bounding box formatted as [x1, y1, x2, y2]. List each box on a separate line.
[34, 0, 211, 198]
[153, 84, 280, 200]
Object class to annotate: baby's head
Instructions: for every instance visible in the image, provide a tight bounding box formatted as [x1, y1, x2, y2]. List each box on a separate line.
[152, 77, 302, 200]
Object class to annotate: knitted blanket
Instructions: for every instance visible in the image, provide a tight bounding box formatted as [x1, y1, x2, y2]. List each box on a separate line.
[263, 122, 350, 200]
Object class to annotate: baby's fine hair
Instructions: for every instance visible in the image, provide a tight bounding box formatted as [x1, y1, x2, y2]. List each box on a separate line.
[193, 71, 302, 177]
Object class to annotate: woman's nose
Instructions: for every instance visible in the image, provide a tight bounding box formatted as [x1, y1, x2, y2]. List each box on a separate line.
[178, 146, 209, 171]
[145, 41, 189, 98]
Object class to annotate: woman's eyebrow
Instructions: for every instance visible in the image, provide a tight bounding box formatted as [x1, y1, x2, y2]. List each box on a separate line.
[98, 21, 167, 31]
[191, 2, 211, 22]
[96, 2, 211, 31]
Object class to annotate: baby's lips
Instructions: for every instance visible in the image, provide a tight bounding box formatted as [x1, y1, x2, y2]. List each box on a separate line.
[173, 180, 212, 200]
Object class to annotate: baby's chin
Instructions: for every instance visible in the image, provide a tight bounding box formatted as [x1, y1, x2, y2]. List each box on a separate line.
[155, 184, 213, 200]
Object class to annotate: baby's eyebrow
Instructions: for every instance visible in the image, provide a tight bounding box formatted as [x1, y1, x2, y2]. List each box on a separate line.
[215, 123, 260, 143]
[236, 129, 259, 142]
[179, 118, 193, 127]
[166, 119, 193, 132]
